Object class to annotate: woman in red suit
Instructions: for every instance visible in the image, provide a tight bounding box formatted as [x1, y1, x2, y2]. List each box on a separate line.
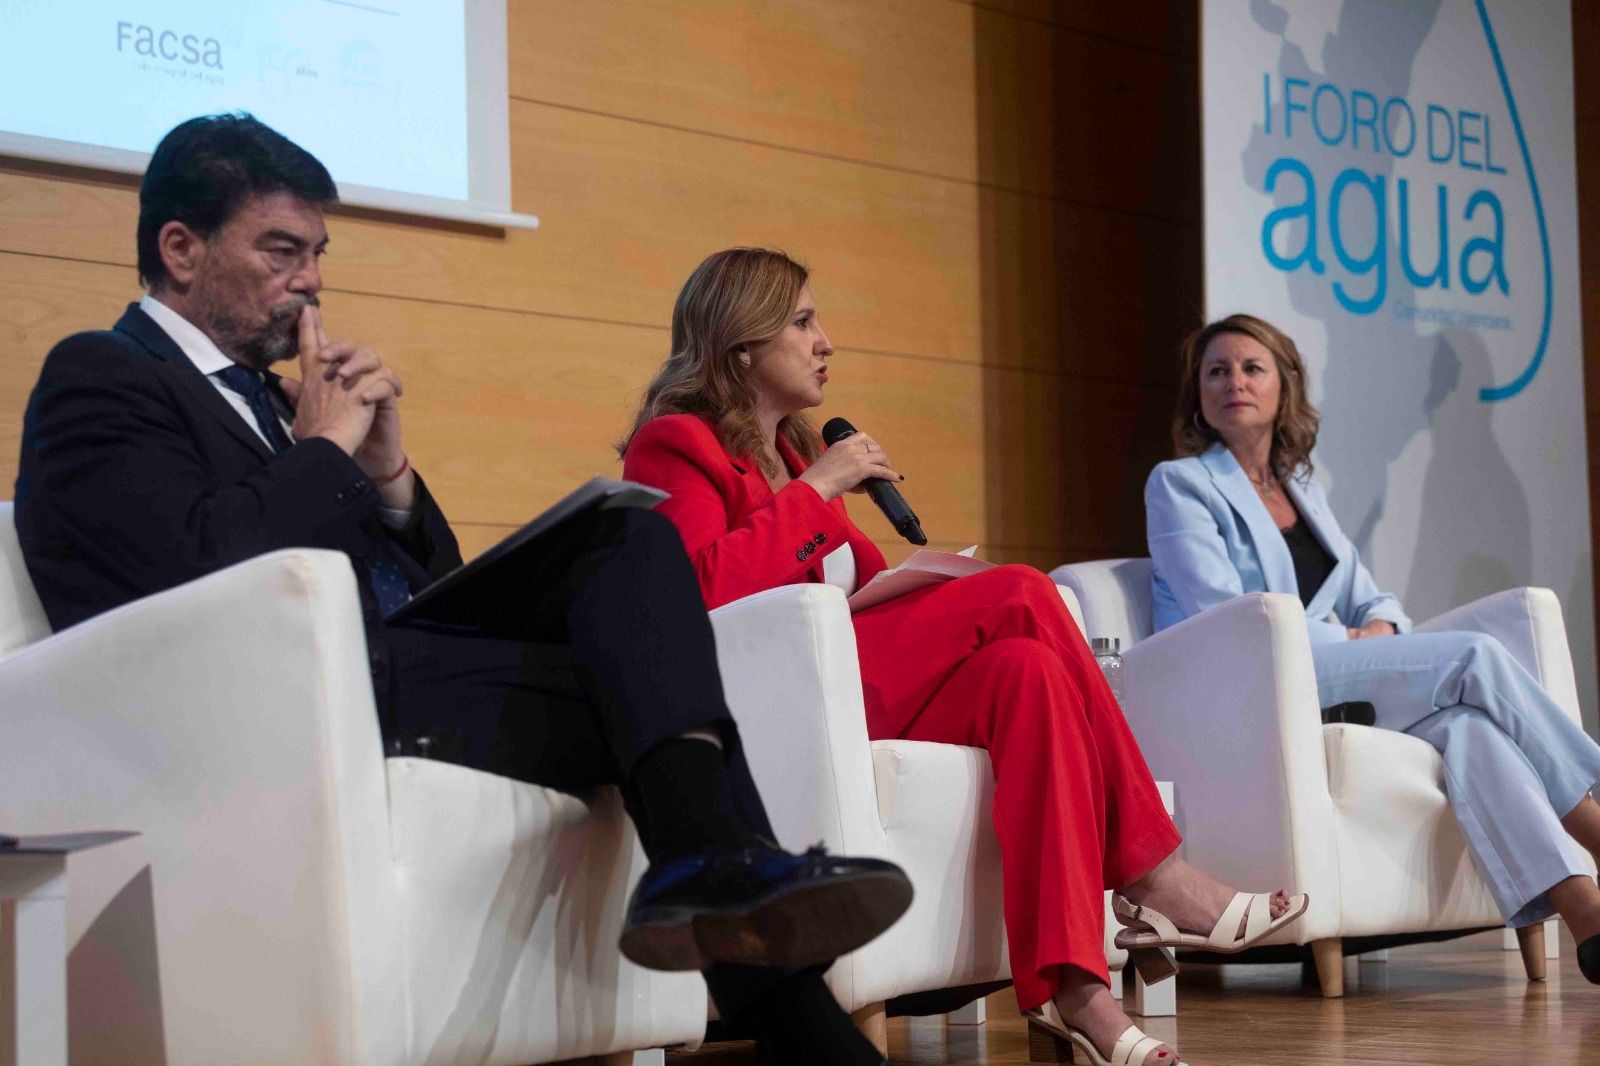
[621, 249, 1306, 1066]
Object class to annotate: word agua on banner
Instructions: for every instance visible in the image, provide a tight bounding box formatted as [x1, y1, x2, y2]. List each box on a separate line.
[1256, 75, 1510, 316]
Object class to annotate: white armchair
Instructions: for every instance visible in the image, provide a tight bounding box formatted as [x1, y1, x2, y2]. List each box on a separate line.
[1049, 558, 1586, 996]
[708, 581, 1134, 1045]
[0, 490, 1136, 1065]
[0, 503, 705, 1066]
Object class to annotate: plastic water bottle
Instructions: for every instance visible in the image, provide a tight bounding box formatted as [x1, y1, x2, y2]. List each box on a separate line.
[1091, 636, 1123, 705]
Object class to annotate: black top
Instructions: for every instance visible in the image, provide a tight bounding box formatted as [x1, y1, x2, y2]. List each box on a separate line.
[1281, 517, 1336, 607]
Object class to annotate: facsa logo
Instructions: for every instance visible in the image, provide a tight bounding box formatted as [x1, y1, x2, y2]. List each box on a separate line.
[116, 22, 223, 69]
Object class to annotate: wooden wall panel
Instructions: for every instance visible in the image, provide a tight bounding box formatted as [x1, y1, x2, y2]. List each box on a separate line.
[1567, 0, 1598, 678]
[0, 165, 135, 265]
[1057, 377, 1178, 556]
[1586, 269, 1598, 570]
[969, 9, 1200, 218]
[0, 255, 131, 465]
[4, 103, 1007, 367]
[512, 0, 1197, 212]
[1583, 31, 1598, 663]
[959, 1, 1198, 59]
[1581, 114, 1599, 267]
[506, 102, 987, 361]
[510, 0, 981, 185]
[0, 253, 998, 551]
[975, 368, 1178, 561]
[1577, 3, 1598, 123]
[974, 186, 1202, 382]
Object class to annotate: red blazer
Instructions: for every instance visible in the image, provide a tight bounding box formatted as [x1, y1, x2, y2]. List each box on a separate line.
[623, 414, 890, 610]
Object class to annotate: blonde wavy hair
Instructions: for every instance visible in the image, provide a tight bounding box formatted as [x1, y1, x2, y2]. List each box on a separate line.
[619, 248, 822, 477]
[1173, 313, 1320, 478]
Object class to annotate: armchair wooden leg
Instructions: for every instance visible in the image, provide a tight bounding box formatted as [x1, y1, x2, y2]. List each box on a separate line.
[945, 997, 986, 1024]
[852, 1002, 888, 1057]
[1506, 918, 1563, 959]
[1132, 966, 1176, 1017]
[1516, 923, 1548, 980]
[1311, 938, 1344, 997]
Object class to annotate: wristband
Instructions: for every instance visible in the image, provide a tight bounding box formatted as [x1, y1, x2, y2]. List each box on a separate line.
[375, 455, 409, 486]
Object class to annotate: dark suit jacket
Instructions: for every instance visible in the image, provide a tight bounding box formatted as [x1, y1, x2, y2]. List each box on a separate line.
[15, 303, 462, 699]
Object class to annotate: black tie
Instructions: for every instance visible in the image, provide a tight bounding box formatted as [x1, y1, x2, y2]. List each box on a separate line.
[213, 364, 294, 455]
[212, 363, 412, 615]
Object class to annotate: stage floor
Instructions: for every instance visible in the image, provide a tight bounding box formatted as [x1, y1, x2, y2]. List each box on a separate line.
[671, 927, 1597, 1065]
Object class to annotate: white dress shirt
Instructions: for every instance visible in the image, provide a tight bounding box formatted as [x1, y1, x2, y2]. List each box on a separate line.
[139, 294, 295, 446]
[822, 542, 858, 593]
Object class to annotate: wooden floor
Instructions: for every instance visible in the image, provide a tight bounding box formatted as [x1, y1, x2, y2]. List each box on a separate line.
[670, 929, 1599, 1064]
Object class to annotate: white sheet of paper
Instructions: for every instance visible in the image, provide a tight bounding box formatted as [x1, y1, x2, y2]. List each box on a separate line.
[847, 547, 992, 613]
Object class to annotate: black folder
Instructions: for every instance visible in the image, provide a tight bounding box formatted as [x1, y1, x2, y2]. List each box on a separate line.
[384, 476, 667, 629]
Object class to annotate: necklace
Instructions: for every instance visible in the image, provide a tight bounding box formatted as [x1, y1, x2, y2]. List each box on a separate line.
[1248, 472, 1279, 498]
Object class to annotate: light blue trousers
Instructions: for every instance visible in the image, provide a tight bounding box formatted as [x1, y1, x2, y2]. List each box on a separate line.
[1312, 631, 1600, 926]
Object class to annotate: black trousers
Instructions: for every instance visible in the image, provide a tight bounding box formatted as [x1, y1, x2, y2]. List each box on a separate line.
[376, 507, 790, 1018]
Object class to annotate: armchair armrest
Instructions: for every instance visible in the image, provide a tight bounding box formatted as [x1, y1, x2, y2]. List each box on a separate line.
[1120, 592, 1340, 938]
[0, 549, 405, 1065]
[709, 583, 890, 859]
[1057, 585, 1085, 633]
[1417, 588, 1581, 726]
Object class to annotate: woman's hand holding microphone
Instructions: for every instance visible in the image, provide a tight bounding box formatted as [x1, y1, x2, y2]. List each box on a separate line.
[798, 431, 904, 501]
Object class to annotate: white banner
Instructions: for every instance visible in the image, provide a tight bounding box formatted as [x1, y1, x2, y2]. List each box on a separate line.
[1203, 0, 1593, 725]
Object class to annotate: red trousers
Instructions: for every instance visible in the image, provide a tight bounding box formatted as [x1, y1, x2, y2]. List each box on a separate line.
[852, 565, 1180, 1009]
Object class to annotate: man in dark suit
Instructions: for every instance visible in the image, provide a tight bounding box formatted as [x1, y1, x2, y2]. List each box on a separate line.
[15, 113, 905, 1066]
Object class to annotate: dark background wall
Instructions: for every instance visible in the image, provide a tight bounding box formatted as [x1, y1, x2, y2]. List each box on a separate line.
[1579, 7, 1600, 658]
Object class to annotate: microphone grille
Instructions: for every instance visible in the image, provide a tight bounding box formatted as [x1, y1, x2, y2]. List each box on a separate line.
[821, 417, 857, 446]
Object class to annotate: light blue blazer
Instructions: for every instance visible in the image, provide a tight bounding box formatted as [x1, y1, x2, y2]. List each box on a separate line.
[1144, 444, 1411, 645]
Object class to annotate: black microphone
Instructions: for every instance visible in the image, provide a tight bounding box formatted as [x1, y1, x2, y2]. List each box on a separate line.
[821, 417, 928, 545]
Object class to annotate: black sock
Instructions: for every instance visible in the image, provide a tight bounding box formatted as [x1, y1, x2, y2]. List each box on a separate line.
[628, 737, 749, 859]
[744, 970, 885, 1066]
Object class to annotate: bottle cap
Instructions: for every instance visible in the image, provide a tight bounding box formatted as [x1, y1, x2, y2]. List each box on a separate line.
[1090, 636, 1121, 654]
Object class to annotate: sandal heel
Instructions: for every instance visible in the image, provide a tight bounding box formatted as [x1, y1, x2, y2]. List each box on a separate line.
[1128, 945, 1178, 985]
[1027, 1017, 1077, 1062]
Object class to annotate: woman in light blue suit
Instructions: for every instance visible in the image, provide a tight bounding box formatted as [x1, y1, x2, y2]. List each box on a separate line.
[1145, 313, 1600, 982]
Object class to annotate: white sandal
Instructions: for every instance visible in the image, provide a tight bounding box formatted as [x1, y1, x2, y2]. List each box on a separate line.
[1113, 890, 1310, 960]
[1024, 1000, 1186, 1065]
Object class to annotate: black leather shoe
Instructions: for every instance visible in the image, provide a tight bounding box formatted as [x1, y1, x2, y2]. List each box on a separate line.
[1578, 931, 1600, 984]
[618, 842, 913, 972]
